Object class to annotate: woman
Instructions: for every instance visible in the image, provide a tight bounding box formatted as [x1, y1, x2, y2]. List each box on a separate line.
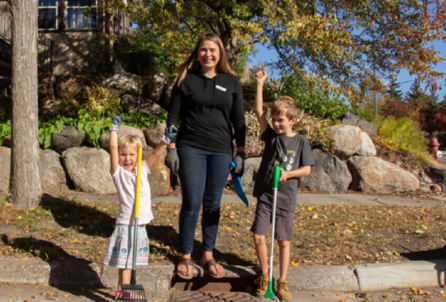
[164, 32, 246, 279]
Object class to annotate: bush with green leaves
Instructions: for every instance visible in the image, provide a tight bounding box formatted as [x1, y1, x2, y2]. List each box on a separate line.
[38, 117, 76, 149]
[276, 75, 356, 121]
[372, 114, 442, 167]
[0, 120, 11, 146]
[293, 111, 335, 152]
[245, 110, 334, 152]
[374, 115, 428, 155]
[122, 112, 167, 129]
[1, 110, 168, 150]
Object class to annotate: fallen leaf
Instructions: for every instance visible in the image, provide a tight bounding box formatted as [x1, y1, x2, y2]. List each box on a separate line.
[70, 239, 80, 244]
[226, 227, 232, 230]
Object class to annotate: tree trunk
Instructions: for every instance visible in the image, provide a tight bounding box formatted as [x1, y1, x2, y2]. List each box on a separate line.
[10, 0, 41, 209]
[217, 21, 237, 71]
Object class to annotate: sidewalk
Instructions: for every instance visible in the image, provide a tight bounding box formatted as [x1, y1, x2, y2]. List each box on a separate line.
[1, 192, 446, 301]
[1, 257, 446, 301]
[64, 192, 446, 208]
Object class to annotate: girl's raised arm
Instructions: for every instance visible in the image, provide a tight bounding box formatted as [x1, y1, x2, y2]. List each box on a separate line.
[109, 117, 122, 175]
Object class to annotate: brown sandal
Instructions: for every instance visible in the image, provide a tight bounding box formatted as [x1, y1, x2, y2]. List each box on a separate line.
[176, 258, 193, 280]
[200, 259, 225, 279]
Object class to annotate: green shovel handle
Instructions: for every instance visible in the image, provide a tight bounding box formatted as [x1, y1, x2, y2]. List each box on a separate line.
[273, 163, 281, 189]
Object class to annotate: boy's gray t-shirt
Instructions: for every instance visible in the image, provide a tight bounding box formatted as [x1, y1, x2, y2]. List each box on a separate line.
[253, 126, 315, 212]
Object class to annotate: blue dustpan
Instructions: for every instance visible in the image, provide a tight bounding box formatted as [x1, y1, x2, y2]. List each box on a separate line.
[230, 161, 249, 207]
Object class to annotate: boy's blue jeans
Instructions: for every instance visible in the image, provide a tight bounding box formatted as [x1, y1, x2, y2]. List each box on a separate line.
[177, 143, 232, 254]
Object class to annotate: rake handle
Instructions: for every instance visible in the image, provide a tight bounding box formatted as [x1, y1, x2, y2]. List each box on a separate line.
[131, 148, 143, 285]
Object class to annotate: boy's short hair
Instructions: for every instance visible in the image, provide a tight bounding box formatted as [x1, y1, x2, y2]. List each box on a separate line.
[118, 134, 143, 151]
[271, 96, 298, 120]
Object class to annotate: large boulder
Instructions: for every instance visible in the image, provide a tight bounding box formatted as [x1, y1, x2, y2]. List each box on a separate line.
[53, 125, 86, 154]
[145, 72, 169, 102]
[62, 147, 116, 194]
[40, 149, 69, 193]
[299, 150, 352, 192]
[348, 156, 419, 193]
[100, 125, 147, 152]
[358, 132, 376, 157]
[102, 72, 143, 96]
[342, 112, 377, 137]
[144, 123, 166, 148]
[141, 98, 164, 115]
[341, 111, 359, 126]
[120, 94, 139, 112]
[328, 124, 362, 159]
[143, 150, 171, 193]
[240, 157, 262, 192]
[0, 147, 10, 192]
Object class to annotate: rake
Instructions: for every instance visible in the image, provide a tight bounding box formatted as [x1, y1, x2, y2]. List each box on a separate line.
[117, 148, 148, 302]
[259, 163, 281, 302]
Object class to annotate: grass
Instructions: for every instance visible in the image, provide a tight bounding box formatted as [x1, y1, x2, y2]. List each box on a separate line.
[1, 196, 446, 267]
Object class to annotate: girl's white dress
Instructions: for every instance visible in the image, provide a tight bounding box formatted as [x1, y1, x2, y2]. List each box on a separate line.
[103, 161, 152, 269]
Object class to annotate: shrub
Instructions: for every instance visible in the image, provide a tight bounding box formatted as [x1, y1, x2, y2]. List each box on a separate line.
[278, 75, 355, 121]
[245, 110, 334, 152]
[374, 115, 428, 154]
[293, 111, 334, 152]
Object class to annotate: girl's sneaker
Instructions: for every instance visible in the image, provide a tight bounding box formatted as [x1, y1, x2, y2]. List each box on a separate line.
[115, 286, 122, 300]
[254, 273, 269, 297]
[276, 279, 292, 301]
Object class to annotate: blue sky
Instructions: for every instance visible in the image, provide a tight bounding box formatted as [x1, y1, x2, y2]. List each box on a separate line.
[249, 40, 446, 101]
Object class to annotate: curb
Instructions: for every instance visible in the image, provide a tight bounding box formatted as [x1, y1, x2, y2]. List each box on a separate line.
[1, 258, 445, 292]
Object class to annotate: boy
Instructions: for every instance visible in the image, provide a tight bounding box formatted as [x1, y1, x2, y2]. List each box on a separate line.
[251, 71, 315, 301]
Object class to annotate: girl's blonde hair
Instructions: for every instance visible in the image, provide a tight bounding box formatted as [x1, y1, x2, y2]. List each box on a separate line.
[175, 32, 233, 86]
[118, 134, 143, 151]
[271, 96, 299, 120]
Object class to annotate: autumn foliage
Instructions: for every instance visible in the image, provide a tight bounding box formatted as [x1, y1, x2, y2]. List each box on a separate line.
[115, 0, 446, 98]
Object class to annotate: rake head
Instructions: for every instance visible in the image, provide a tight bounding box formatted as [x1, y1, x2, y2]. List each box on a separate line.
[116, 284, 147, 302]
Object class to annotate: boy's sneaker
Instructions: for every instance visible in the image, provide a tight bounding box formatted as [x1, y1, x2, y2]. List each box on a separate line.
[254, 273, 269, 297]
[276, 279, 292, 301]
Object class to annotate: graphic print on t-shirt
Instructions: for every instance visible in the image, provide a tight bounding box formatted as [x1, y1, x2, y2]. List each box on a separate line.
[264, 139, 297, 186]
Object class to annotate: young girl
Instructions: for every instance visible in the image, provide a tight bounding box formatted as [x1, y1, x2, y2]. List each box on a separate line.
[103, 117, 177, 298]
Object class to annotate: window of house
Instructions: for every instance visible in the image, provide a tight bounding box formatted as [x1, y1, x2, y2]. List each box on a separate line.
[66, 0, 97, 29]
[38, 0, 57, 29]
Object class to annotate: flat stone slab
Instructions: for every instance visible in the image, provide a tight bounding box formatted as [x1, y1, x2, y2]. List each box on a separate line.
[353, 260, 446, 291]
[286, 265, 359, 291]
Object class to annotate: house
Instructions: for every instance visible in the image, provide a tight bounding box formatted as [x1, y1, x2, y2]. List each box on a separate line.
[0, 0, 131, 76]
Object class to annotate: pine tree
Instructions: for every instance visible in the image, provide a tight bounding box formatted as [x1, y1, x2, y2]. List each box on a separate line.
[387, 78, 403, 100]
[429, 86, 439, 104]
[406, 78, 428, 101]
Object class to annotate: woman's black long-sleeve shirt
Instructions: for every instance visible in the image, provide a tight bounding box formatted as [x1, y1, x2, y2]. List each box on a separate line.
[167, 70, 246, 155]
